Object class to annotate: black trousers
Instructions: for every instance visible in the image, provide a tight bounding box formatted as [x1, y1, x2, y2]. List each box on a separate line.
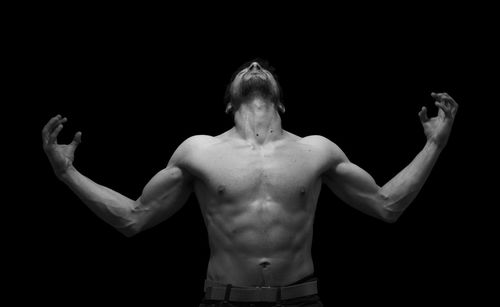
[199, 273, 323, 307]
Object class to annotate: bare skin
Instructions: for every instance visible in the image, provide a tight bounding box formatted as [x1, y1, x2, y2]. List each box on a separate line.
[188, 130, 328, 286]
[42, 62, 458, 288]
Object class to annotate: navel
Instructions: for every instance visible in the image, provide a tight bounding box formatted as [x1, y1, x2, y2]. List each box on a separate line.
[259, 260, 271, 269]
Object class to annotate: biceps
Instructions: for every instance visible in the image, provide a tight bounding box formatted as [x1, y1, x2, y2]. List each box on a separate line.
[336, 162, 380, 193]
[134, 166, 193, 229]
[141, 166, 192, 203]
[325, 162, 385, 214]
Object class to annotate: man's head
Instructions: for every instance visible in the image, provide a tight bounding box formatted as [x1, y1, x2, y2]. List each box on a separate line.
[224, 60, 285, 115]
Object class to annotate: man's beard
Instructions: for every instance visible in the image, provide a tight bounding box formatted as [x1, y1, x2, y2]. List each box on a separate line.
[233, 76, 279, 105]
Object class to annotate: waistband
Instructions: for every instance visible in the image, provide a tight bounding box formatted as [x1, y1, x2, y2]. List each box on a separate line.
[203, 274, 318, 303]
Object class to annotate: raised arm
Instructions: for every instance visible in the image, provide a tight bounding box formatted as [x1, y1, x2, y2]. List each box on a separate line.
[321, 92, 458, 223]
[42, 115, 195, 237]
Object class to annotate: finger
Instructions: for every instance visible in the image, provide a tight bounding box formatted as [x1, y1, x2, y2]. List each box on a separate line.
[418, 106, 429, 122]
[441, 93, 459, 109]
[44, 116, 67, 137]
[441, 98, 458, 117]
[49, 115, 67, 131]
[435, 93, 448, 101]
[42, 115, 61, 143]
[432, 92, 453, 104]
[48, 117, 68, 144]
[431, 92, 448, 110]
[57, 117, 68, 128]
[435, 101, 446, 109]
[430, 92, 443, 101]
[70, 131, 82, 148]
[49, 124, 64, 144]
[451, 102, 459, 116]
[432, 93, 456, 118]
[435, 101, 451, 117]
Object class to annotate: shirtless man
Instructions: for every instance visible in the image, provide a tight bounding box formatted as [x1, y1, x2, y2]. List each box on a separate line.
[42, 61, 458, 306]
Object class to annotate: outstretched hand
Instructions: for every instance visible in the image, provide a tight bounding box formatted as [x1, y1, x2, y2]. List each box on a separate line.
[42, 114, 82, 178]
[418, 92, 459, 148]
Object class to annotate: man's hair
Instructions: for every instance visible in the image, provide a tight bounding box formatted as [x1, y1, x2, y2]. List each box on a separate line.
[224, 58, 285, 115]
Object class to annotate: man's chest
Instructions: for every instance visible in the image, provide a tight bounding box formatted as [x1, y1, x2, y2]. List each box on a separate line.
[186, 142, 330, 200]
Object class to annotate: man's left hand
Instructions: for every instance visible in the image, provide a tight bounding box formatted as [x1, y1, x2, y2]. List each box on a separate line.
[418, 92, 459, 148]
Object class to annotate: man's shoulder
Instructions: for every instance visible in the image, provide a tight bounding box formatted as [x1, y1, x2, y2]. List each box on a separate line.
[280, 131, 334, 145]
[299, 134, 338, 148]
[299, 135, 347, 161]
[177, 135, 218, 153]
[182, 134, 217, 145]
[169, 135, 218, 169]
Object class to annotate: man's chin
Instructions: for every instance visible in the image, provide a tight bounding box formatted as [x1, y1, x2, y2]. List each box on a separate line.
[244, 73, 267, 81]
[241, 77, 271, 92]
[231, 76, 280, 103]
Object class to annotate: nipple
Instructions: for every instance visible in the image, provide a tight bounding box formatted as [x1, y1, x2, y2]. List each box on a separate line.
[217, 185, 225, 194]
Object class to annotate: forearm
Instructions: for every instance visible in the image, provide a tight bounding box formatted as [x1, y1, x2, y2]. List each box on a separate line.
[380, 141, 444, 219]
[58, 166, 138, 232]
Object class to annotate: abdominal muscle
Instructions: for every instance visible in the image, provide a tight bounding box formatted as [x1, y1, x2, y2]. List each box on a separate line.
[203, 199, 316, 287]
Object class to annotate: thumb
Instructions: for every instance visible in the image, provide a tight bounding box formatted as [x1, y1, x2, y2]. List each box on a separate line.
[71, 131, 82, 148]
[418, 106, 429, 123]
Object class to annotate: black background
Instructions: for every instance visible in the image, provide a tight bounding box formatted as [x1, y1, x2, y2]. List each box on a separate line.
[13, 4, 493, 306]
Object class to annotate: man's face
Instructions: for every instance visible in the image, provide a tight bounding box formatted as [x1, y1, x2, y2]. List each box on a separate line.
[229, 62, 281, 105]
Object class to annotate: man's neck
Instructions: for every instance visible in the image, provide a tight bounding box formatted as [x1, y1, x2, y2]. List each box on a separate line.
[233, 98, 284, 146]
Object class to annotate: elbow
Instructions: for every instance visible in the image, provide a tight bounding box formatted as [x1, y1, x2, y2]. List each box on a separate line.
[380, 203, 403, 224]
[382, 211, 399, 223]
[115, 220, 142, 238]
[374, 190, 406, 223]
[115, 207, 148, 237]
[379, 197, 402, 223]
[119, 227, 140, 238]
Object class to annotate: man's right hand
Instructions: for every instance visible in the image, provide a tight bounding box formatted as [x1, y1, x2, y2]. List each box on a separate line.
[42, 114, 82, 178]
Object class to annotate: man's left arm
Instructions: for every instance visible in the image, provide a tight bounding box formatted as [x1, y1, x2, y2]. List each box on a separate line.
[323, 92, 459, 223]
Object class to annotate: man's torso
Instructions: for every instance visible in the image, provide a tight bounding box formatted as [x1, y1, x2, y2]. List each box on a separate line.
[181, 129, 335, 287]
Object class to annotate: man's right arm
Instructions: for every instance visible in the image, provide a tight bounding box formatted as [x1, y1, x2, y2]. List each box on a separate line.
[43, 115, 196, 237]
[59, 156, 194, 237]
[58, 166, 142, 236]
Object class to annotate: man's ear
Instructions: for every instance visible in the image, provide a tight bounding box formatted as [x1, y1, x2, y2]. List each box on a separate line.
[225, 103, 233, 114]
[277, 102, 286, 114]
